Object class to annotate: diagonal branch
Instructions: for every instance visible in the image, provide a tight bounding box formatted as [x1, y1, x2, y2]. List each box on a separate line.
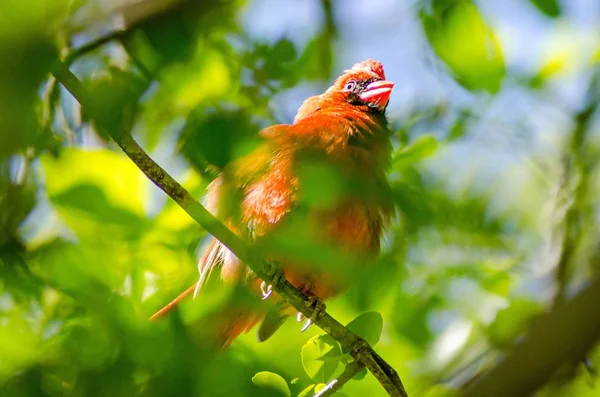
[63, 30, 129, 66]
[51, 61, 408, 397]
[462, 275, 600, 397]
[315, 361, 365, 397]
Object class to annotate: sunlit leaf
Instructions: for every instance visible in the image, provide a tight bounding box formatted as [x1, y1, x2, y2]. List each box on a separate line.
[529, 0, 561, 18]
[423, 385, 460, 397]
[43, 148, 147, 214]
[344, 312, 384, 351]
[0, 316, 43, 382]
[301, 334, 342, 383]
[251, 371, 291, 397]
[41, 148, 148, 239]
[297, 384, 316, 397]
[487, 298, 544, 349]
[421, 0, 505, 92]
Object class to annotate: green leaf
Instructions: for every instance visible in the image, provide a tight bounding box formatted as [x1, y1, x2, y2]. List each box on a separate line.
[251, 371, 291, 397]
[314, 383, 327, 393]
[296, 158, 345, 210]
[41, 148, 149, 240]
[272, 38, 296, 62]
[297, 384, 315, 397]
[0, 315, 43, 382]
[343, 312, 383, 353]
[301, 334, 342, 383]
[423, 385, 459, 397]
[487, 299, 544, 349]
[421, 0, 505, 92]
[392, 135, 439, 169]
[352, 367, 367, 380]
[529, 0, 561, 17]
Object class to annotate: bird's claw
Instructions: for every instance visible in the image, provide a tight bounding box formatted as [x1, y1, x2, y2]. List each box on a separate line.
[301, 318, 312, 332]
[306, 295, 327, 321]
[298, 295, 326, 333]
[260, 281, 273, 300]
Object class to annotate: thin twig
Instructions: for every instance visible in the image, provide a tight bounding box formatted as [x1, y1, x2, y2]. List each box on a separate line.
[63, 30, 154, 81]
[63, 30, 129, 66]
[51, 61, 409, 397]
[315, 361, 365, 397]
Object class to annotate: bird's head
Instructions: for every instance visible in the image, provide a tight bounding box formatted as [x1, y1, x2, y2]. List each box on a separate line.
[294, 59, 394, 122]
[327, 59, 394, 112]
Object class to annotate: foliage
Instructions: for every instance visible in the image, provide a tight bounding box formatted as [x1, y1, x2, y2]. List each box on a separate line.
[1, 0, 600, 396]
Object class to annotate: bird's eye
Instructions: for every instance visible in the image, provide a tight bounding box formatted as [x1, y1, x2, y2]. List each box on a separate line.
[344, 81, 357, 92]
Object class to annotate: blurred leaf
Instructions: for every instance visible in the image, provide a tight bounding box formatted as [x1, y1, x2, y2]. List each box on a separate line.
[123, 0, 240, 67]
[0, 0, 65, 160]
[251, 371, 291, 397]
[344, 312, 384, 350]
[298, 384, 316, 397]
[301, 334, 342, 383]
[487, 298, 545, 349]
[142, 48, 235, 151]
[314, 383, 327, 393]
[529, 0, 561, 18]
[392, 135, 439, 170]
[0, 316, 43, 383]
[180, 110, 261, 171]
[296, 158, 345, 210]
[33, 241, 125, 298]
[42, 148, 148, 239]
[63, 316, 119, 370]
[271, 38, 296, 63]
[423, 385, 460, 397]
[421, 0, 505, 92]
[264, 38, 297, 80]
[352, 367, 367, 380]
[85, 67, 147, 135]
[0, 160, 36, 245]
[292, 30, 334, 83]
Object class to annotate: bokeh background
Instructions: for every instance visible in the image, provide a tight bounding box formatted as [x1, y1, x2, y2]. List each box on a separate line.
[1, 0, 600, 396]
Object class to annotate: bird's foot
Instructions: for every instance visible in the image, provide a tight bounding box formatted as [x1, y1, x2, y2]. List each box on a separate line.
[266, 262, 285, 287]
[298, 295, 326, 333]
[301, 317, 313, 332]
[261, 262, 285, 300]
[260, 281, 273, 300]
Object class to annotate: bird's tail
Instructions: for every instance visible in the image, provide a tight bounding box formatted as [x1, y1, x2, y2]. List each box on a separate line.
[149, 238, 224, 320]
[149, 283, 197, 321]
[149, 238, 264, 347]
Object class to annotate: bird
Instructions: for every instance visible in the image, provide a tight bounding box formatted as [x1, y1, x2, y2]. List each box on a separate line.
[150, 59, 395, 347]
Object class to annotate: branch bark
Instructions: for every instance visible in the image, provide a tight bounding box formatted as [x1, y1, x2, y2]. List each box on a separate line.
[462, 276, 600, 397]
[315, 361, 365, 397]
[51, 61, 408, 397]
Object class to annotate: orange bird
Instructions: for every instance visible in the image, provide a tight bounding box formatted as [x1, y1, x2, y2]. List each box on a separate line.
[150, 59, 395, 347]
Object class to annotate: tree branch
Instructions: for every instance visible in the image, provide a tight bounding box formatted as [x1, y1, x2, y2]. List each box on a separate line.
[315, 361, 365, 397]
[462, 276, 600, 397]
[63, 30, 129, 66]
[552, 76, 598, 309]
[51, 61, 408, 397]
[62, 30, 154, 81]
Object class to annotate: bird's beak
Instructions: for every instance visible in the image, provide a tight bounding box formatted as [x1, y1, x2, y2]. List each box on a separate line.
[359, 80, 394, 110]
